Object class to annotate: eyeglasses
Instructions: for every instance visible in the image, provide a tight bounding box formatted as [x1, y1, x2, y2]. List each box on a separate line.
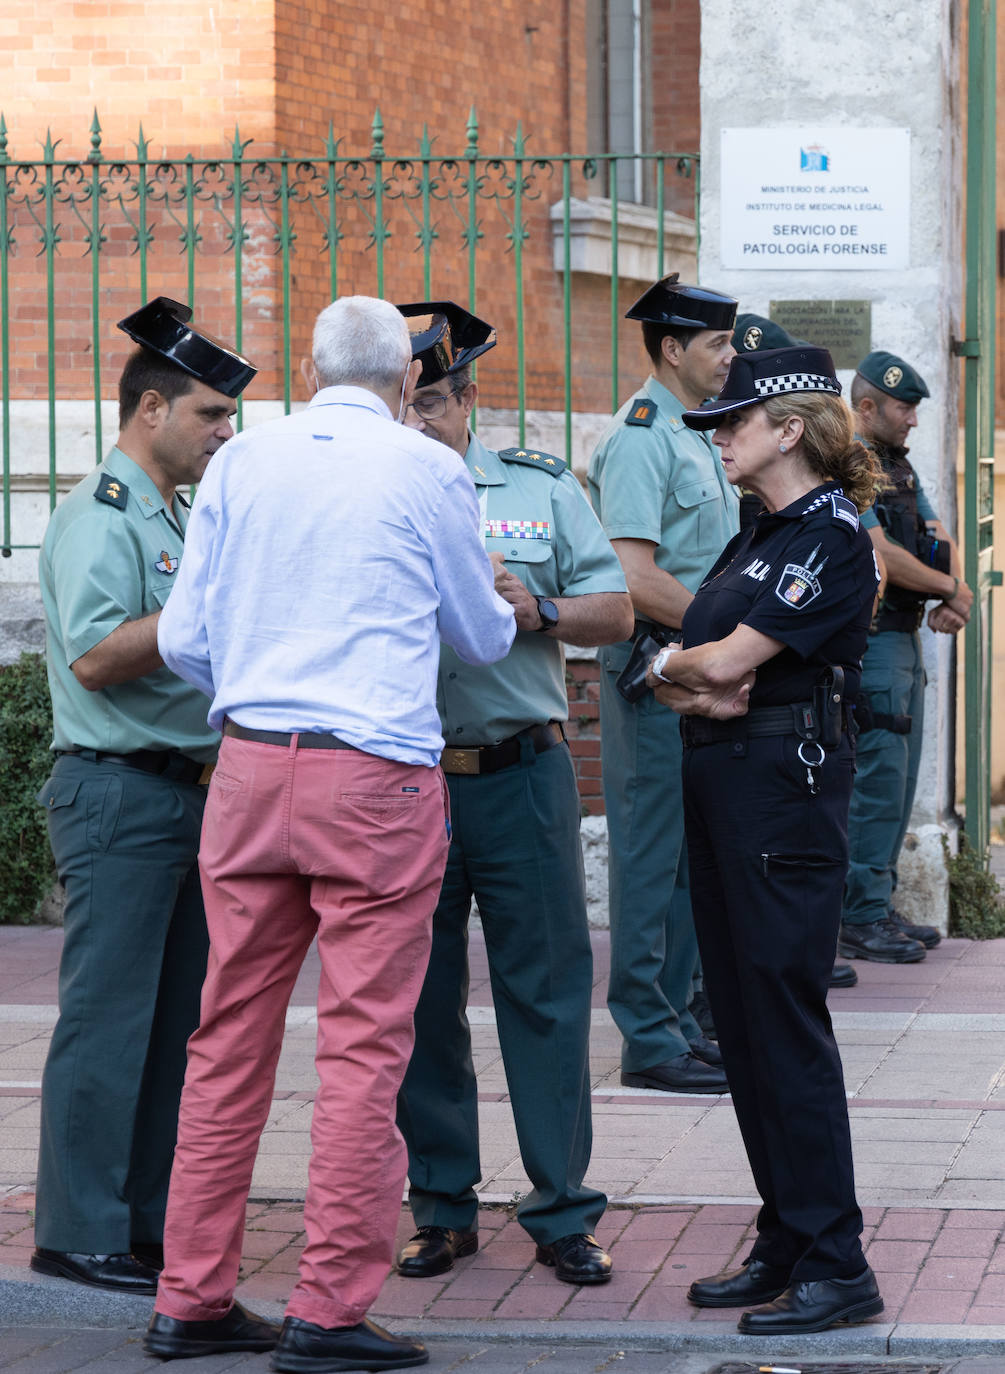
[406, 390, 458, 420]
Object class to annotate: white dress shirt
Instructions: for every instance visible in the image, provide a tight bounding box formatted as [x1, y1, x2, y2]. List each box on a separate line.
[157, 386, 515, 767]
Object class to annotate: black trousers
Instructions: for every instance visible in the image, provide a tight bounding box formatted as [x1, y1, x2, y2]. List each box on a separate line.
[683, 730, 865, 1282]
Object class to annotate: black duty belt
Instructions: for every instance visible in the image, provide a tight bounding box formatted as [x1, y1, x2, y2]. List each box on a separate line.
[223, 720, 360, 750]
[682, 702, 839, 749]
[440, 721, 565, 776]
[56, 748, 212, 785]
[871, 605, 924, 634]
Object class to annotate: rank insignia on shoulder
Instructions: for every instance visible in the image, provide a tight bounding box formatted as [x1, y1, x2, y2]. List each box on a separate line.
[829, 492, 860, 530]
[94, 473, 128, 509]
[154, 550, 180, 575]
[497, 446, 567, 478]
[625, 400, 657, 427]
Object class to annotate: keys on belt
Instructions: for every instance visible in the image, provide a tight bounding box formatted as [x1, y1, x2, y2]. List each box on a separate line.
[440, 722, 565, 776]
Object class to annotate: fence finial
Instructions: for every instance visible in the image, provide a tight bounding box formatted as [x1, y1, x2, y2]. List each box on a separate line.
[466, 106, 478, 159]
[135, 123, 150, 161]
[88, 109, 102, 162]
[0, 114, 7, 164]
[370, 109, 385, 161]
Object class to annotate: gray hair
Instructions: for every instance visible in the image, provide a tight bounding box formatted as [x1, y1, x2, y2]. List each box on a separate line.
[312, 296, 411, 391]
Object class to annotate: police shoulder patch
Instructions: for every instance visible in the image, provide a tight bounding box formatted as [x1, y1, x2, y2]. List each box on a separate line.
[625, 399, 657, 427]
[94, 473, 129, 509]
[828, 492, 860, 530]
[497, 447, 567, 478]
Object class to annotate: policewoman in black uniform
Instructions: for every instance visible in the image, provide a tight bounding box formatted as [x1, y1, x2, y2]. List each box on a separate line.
[645, 346, 885, 1335]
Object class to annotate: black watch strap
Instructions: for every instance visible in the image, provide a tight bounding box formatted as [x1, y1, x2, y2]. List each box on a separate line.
[534, 596, 559, 632]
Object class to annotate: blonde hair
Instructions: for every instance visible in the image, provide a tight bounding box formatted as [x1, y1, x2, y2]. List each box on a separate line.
[762, 392, 885, 513]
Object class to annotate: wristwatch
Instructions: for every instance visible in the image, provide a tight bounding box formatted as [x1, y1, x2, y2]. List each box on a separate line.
[534, 596, 560, 633]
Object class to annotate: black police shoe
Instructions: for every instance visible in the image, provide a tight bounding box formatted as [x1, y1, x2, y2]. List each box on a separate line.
[688, 1034, 724, 1066]
[621, 1053, 728, 1094]
[30, 1247, 159, 1294]
[829, 962, 858, 988]
[271, 1316, 427, 1371]
[737, 1267, 884, 1334]
[397, 1225, 477, 1277]
[535, 1233, 612, 1284]
[688, 989, 717, 1039]
[143, 1301, 281, 1358]
[688, 1257, 792, 1308]
[838, 918, 926, 963]
[888, 906, 942, 948]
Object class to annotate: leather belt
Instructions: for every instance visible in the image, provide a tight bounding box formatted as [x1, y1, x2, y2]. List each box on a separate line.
[682, 702, 822, 748]
[223, 721, 359, 750]
[871, 605, 924, 634]
[440, 721, 565, 776]
[57, 748, 213, 785]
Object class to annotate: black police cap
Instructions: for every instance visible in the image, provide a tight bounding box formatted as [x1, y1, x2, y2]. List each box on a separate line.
[682, 345, 842, 430]
[116, 297, 256, 399]
[625, 273, 737, 332]
[396, 300, 496, 388]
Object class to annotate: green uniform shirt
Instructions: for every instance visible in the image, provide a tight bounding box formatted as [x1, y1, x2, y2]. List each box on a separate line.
[437, 432, 627, 746]
[587, 375, 739, 593]
[39, 447, 220, 762]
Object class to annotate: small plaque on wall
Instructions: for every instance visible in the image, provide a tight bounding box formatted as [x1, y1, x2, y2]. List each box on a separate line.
[769, 299, 872, 370]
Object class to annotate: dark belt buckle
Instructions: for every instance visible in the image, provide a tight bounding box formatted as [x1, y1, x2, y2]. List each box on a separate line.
[441, 747, 480, 775]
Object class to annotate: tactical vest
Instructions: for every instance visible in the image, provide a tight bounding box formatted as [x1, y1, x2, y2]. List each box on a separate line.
[872, 443, 927, 616]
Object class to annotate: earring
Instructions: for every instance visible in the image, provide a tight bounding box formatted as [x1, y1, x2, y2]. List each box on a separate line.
[779, 443, 788, 453]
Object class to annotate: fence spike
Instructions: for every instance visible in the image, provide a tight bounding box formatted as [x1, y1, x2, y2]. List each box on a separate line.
[466, 106, 478, 158]
[324, 121, 340, 160]
[420, 124, 431, 159]
[370, 108, 384, 161]
[0, 113, 7, 163]
[135, 122, 150, 161]
[88, 109, 102, 161]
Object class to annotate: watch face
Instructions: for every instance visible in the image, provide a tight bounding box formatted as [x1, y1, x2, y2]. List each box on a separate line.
[536, 597, 559, 629]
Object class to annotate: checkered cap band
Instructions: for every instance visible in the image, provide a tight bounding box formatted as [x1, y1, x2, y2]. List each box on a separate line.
[753, 372, 841, 397]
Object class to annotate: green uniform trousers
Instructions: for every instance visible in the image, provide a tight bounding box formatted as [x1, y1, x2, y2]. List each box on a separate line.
[397, 741, 606, 1244]
[844, 629, 925, 925]
[35, 754, 209, 1253]
[599, 641, 701, 1072]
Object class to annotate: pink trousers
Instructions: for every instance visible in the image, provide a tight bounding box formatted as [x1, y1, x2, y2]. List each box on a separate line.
[155, 735, 449, 1328]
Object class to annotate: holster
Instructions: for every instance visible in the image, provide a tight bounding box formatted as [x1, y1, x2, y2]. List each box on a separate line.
[615, 621, 681, 704]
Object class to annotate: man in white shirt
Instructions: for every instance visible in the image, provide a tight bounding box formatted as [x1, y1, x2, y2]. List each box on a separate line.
[144, 296, 515, 1372]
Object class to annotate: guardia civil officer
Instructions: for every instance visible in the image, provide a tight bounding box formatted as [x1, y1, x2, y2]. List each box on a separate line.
[646, 345, 885, 1334]
[838, 352, 971, 962]
[393, 301, 633, 1284]
[33, 299, 255, 1292]
[587, 273, 736, 1092]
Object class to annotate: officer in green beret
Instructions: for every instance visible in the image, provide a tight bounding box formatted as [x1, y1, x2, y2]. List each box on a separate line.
[731, 312, 802, 354]
[587, 273, 737, 1093]
[839, 350, 972, 963]
[32, 299, 255, 1293]
[393, 302, 633, 1285]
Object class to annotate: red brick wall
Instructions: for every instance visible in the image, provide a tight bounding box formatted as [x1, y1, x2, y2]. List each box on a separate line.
[566, 658, 605, 815]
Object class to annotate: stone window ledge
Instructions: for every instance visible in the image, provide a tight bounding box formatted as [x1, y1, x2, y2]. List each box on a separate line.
[549, 196, 697, 281]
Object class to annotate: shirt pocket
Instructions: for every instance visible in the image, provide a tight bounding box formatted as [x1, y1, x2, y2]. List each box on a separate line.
[674, 478, 726, 556]
[484, 535, 552, 576]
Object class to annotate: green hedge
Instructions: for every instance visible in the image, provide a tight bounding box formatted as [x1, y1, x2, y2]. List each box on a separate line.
[0, 652, 56, 924]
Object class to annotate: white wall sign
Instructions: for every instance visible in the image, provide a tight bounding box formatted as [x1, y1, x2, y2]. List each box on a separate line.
[720, 127, 911, 270]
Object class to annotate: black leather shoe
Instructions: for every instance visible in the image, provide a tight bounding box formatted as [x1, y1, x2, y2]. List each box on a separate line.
[688, 1034, 724, 1066]
[535, 1233, 612, 1285]
[829, 962, 858, 989]
[738, 1267, 884, 1334]
[30, 1247, 159, 1294]
[621, 1053, 728, 1094]
[688, 989, 717, 1039]
[688, 1257, 792, 1308]
[144, 1301, 281, 1358]
[396, 1225, 477, 1277]
[838, 918, 926, 963]
[132, 1242, 164, 1270]
[889, 906, 941, 948]
[272, 1316, 427, 1370]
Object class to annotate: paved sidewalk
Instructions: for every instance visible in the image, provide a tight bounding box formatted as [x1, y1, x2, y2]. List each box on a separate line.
[4, 903, 1005, 1362]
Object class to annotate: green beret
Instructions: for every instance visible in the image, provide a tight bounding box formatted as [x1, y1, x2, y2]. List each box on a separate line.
[856, 350, 929, 403]
[732, 313, 802, 353]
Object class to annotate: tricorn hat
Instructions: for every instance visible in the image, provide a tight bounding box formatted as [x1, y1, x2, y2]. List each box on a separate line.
[397, 300, 496, 387]
[625, 273, 737, 332]
[117, 297, 256, 399]
[682, 345, 842, 430]
[856, 350, 929, 404]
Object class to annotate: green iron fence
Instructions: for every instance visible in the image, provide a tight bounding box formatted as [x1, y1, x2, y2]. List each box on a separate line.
[0, 111, 700, 555]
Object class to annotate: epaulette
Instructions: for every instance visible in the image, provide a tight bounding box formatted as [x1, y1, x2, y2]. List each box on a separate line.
[801, 488, 860, 532]
[625, 398, 657, 427]
[497, 446, 566, 478]
[94, 473, 128, 510]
